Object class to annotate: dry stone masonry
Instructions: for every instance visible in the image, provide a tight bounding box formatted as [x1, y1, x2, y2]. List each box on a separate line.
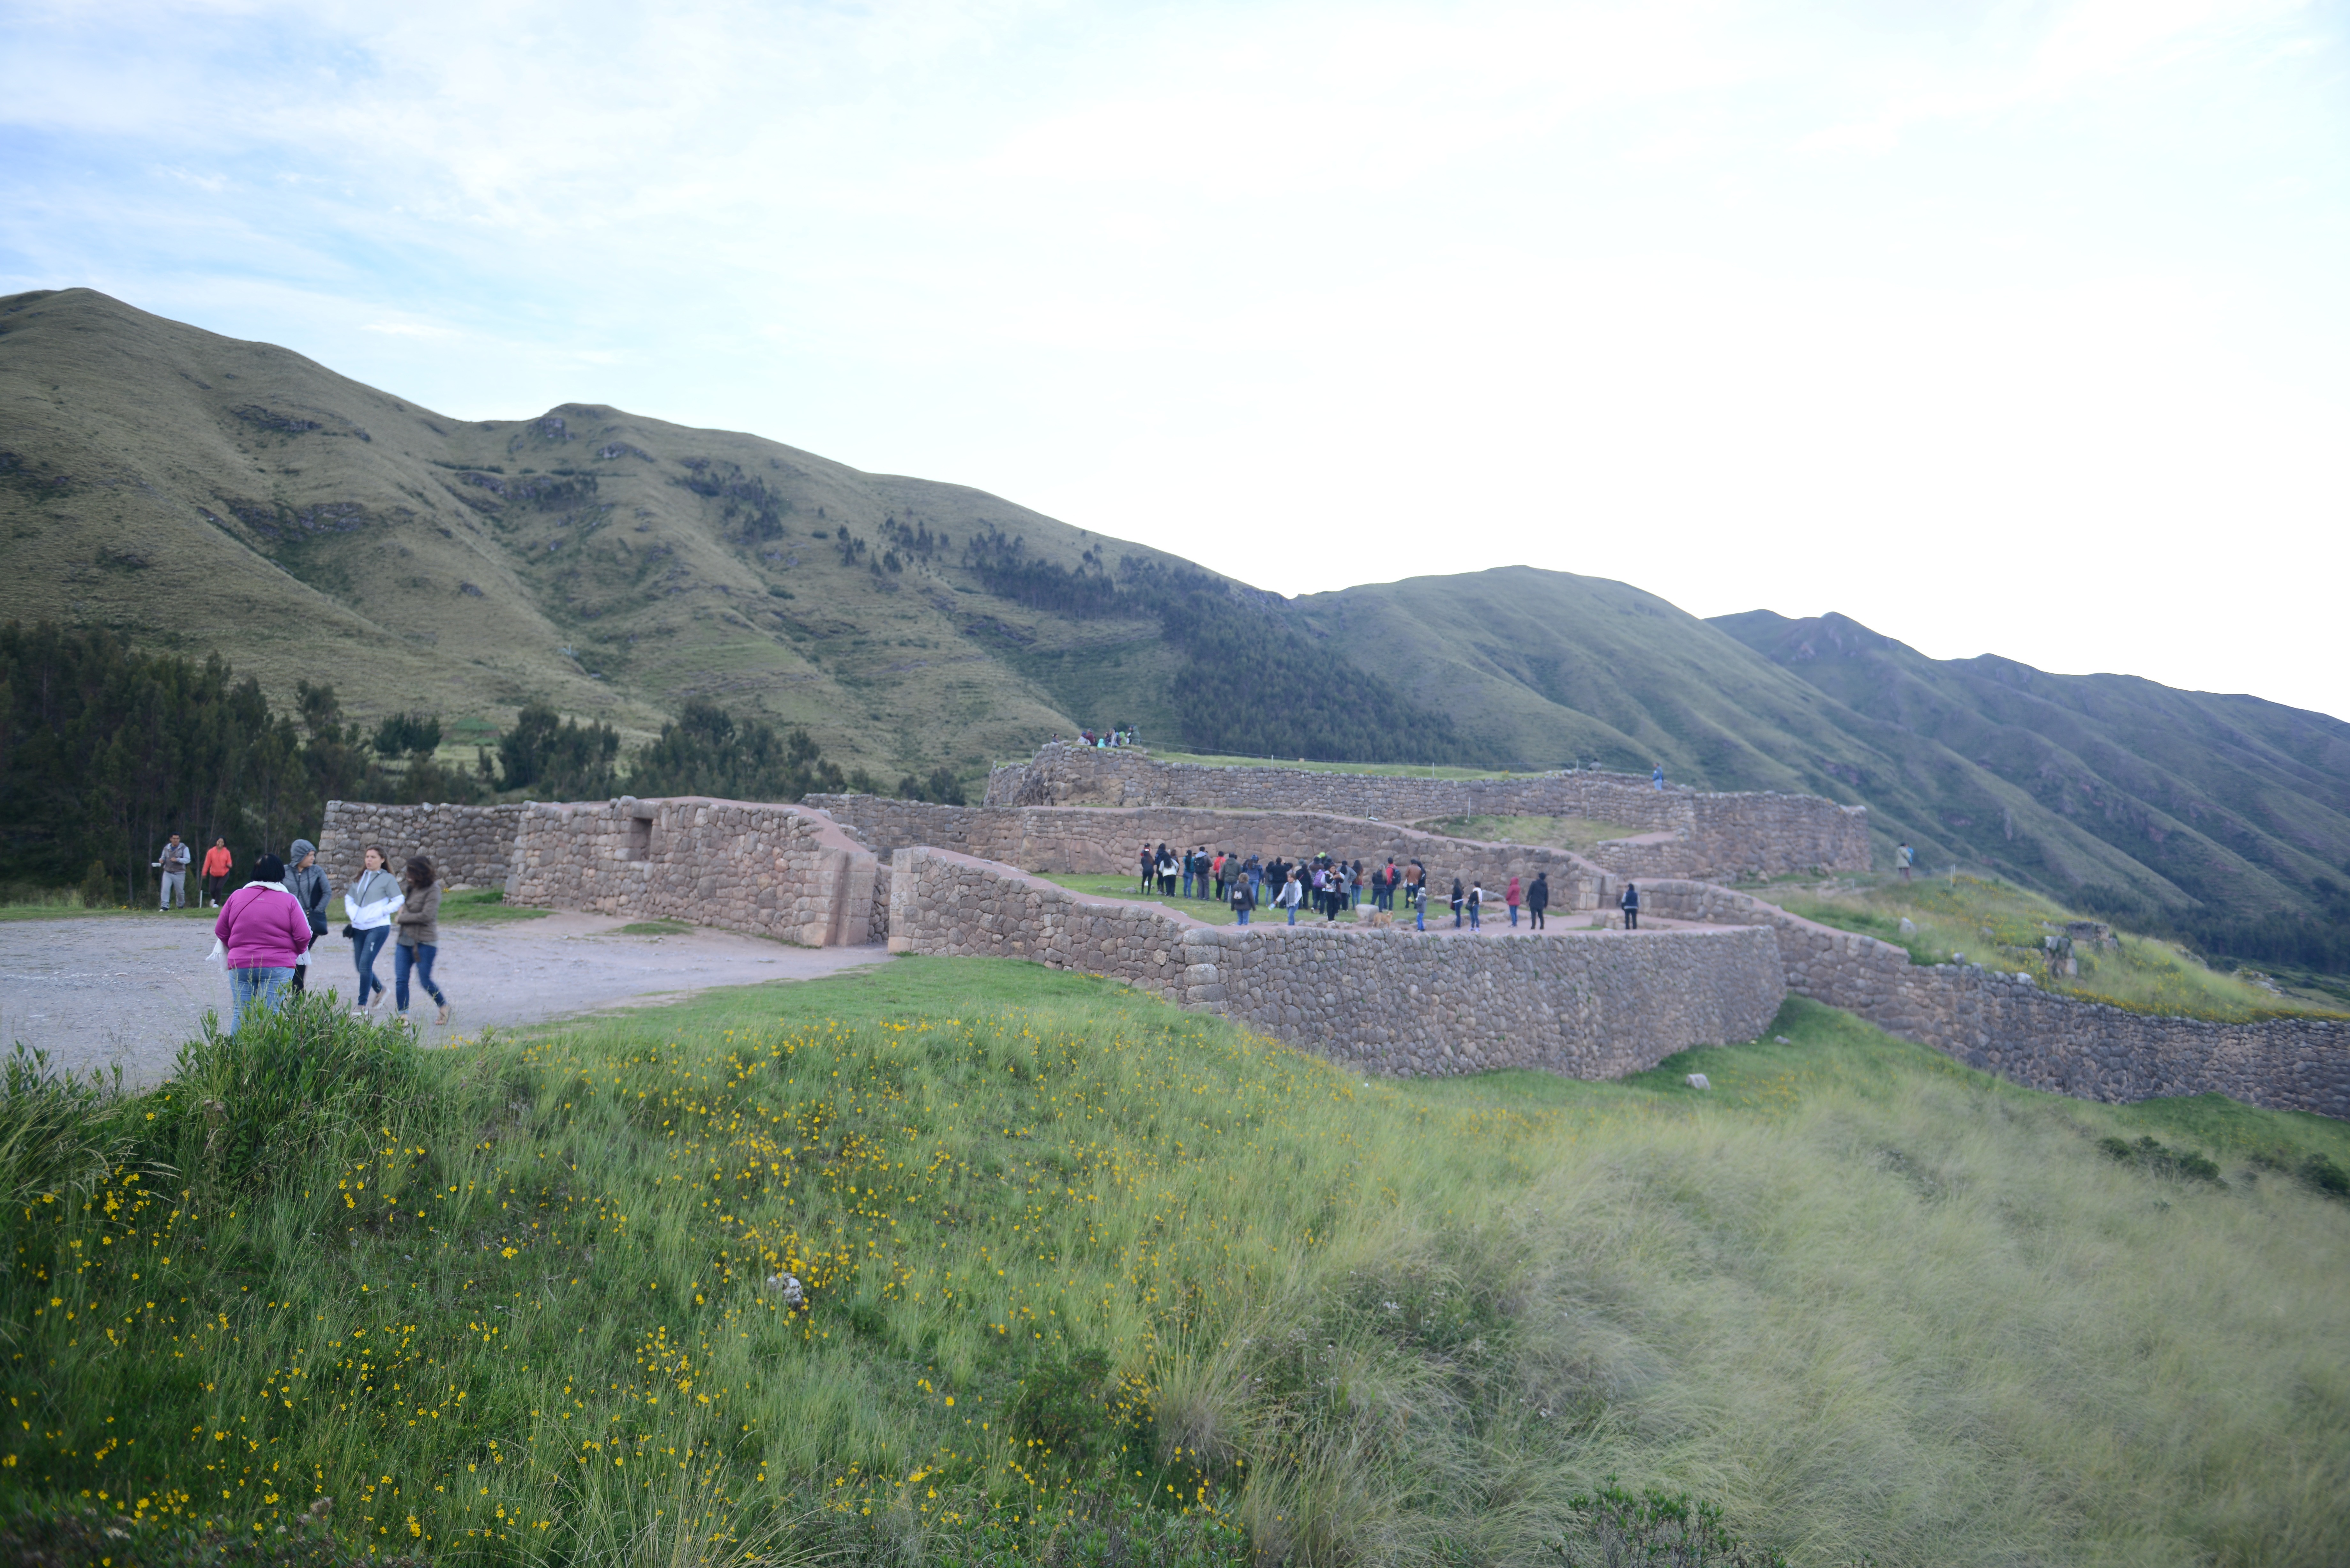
[887, 847, 1785, 1078]
[1638, 880, 2350, 1118]
[504, 797, 883, 947]
[808, 795, 1611, 910]
[318, 802, 525, 889]
[984, 743, 1869, 879]
[321, 755, 2346, 1118]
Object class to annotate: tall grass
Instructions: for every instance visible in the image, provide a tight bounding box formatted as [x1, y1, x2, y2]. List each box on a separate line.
[4, 966, 2346, 1565]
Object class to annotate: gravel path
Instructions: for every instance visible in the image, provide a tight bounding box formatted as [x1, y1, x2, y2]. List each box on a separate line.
[0, 911, 887, 1087]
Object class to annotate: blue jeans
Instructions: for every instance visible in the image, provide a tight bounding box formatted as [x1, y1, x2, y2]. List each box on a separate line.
[1286, 903, 1297, 925]
[1415, 904, 1425, 930]
[352, 926, 390, 1005]
[1469, 904, 1481, 930]
[395, 941, 446, 1012]
[1182, 872, 1194, 899]
[227, 966, 292, 1033]
[1508, 904, 1518, 926]
[1236, 908, 1250, 926]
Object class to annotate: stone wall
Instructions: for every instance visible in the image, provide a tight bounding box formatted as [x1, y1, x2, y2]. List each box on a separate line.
[887, 846, 1786, 1079]
[505, 796, 883, 947]
[1636, 880, 2350, 1118]
[807, 796, 1611, 910]
[984, 744, 1869, 879]
[317, 802, 526, 890]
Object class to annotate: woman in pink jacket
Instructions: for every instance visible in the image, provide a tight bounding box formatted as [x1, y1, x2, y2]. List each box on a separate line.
[212, 852, 311, 1032]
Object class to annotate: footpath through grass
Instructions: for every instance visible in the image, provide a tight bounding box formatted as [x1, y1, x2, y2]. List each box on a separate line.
[5, 965, 2349, 1565]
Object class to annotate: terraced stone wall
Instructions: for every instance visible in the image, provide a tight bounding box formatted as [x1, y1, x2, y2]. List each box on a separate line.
[887, 846, 1785, 1079]
[1638, 880, 2350, 1118]
[808, 796, 1609, 909]
[317, 802, 526, 890]
[984, 744, 1869, 878]
[505, 796, 883, 947]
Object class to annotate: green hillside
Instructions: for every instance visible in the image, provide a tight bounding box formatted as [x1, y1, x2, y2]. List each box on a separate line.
[1289, 569, 2350, 931]
[6, 287, 2347, 943]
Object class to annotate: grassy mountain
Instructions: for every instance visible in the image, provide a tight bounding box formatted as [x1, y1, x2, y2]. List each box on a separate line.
[6, 288, 2346, 936]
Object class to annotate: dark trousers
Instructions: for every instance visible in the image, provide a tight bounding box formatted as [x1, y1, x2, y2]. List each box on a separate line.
[1624, 908, 1639, 930]
[395, 940, 446, 1012]
[203, 873, 228, 905]
[1529, 906, 1545, 929]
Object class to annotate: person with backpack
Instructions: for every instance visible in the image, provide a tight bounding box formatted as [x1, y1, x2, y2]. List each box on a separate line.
[1897, 842, 1915, 883]
[394, 854, 451, 1026]
[286, 838, 332, 993]
[1620, 880, 1641, 931]
[211, 852, 310, 1033]
[1229, 870, 1256, 926]
[1527, 871, 1550, 931]
[1467, 881, 1484, 931]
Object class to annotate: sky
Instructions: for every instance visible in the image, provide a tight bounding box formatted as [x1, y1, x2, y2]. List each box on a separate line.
[4, 0, 2347, 717]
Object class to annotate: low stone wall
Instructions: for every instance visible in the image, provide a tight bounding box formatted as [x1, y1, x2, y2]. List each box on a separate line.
[985, 744, 1869, 878]
[506, 796, 882, 947]
[1637, 880, 2350, 1118]
[807, 796, 1611, 910]
[887, 847, 1785, 1078]
[317, 802, 526, 890]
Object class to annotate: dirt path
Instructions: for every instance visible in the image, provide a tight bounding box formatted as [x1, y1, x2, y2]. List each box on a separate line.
[0, 912, 887, 1087]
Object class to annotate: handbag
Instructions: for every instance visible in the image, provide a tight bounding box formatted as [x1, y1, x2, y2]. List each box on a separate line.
[342, 923, 358, 939]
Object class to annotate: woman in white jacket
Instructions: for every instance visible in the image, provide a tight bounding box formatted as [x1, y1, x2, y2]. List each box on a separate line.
[345, 845, 402, 1012]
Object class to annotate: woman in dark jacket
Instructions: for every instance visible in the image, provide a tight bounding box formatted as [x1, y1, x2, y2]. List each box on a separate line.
[394, 855, 452, 1026]
[1450, 878, 1465, 928]
[286, 838, 332, 992]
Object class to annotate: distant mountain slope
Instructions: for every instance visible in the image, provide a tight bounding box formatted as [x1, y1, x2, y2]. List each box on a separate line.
[0, 287, 1204, 775]
[5, 287, 2345, 932]
[1289, 569, 2346, 921]
[1712, 609, 2350, 925]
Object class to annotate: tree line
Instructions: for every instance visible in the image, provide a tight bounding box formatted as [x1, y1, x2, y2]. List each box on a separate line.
[0, 625, 961, 902]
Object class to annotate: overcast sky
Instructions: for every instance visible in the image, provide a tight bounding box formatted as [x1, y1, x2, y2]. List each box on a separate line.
[5, 1, 2346, 717]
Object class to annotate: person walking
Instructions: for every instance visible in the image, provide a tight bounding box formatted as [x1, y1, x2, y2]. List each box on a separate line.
[1620, 880, 1640, 931]
[211, 853, 308, 1033]
[286, 839, 332, 993]
[200, 838, 233, 907]
[394, 855, 451, 1026]
[1527, 871, 1549, 931]
[1450, 878, 1465, 928]
[1467, 881, 1484, 931]
[1230, 870, 1256, 926]
[344, 845, 401, 1013]
[1505, 874, 1521, 928]
[153, 833, 192, 910]
[1281, 869, 1304, 925]
[1412, 877, 1428, 931]
[1897, 842, 1914, 883]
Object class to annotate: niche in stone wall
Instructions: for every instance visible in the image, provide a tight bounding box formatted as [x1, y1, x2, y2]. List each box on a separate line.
[625, 812, 655, 862]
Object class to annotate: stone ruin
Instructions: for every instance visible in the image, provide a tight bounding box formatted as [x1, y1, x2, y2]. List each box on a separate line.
[314, 744, 2347, 1118]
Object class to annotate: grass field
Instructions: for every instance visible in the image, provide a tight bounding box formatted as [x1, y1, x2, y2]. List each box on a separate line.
[1407, 814, 1652, 852]
[1141, 751, 1540, 780]
[1764, 873, 2350, 1022]
[6, 963, 2349, 1565]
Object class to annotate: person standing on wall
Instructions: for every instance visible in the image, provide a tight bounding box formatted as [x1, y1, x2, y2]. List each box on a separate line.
[153, 833, 192, 911]
[1652, 764, 1665, 791]
[200, 838, 233, 907]
[211, 853, 308, 1033]
[1897, 842, 1914, 883]
[286, 839, 332, 993]
[394, 854, 451, 1027]
[344, 845, 401, 1013]
[1620, 880, 1640, 931]
[1527, 871, 1549, 930]
[1505, 874, 1521, 928]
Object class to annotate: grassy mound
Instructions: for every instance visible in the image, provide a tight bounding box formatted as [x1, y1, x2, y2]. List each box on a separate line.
[4, 969, 2347, 1564]
[1764, 872, 2350, 1021]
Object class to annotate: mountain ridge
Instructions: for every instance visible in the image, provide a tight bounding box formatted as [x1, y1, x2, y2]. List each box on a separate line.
[5, 286, 2346, 936]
